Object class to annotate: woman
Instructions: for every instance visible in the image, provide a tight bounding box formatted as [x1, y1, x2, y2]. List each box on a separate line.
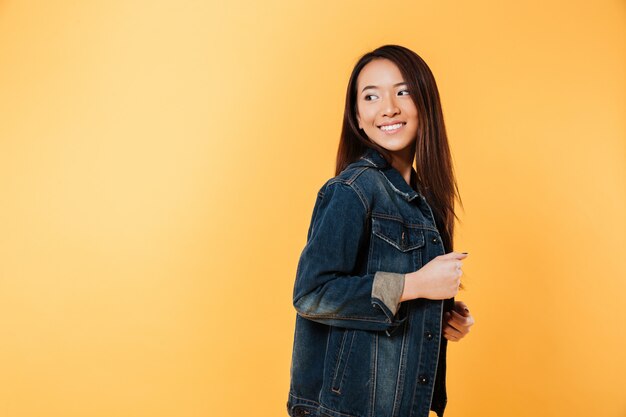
[287, 45, 475, 417]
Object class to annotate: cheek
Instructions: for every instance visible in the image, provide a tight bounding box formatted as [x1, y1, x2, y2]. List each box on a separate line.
[362, 112, 378, 127]
[403, 105, 417, 119]
[357, 105, 374, 123]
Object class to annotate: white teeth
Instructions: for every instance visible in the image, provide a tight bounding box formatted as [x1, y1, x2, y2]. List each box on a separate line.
[379, 123, 404, 131]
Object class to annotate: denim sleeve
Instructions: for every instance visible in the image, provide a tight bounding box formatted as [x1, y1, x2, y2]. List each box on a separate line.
[292, 180, 408, 334]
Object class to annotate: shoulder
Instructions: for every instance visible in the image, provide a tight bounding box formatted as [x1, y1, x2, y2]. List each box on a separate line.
[317, 165, 385, 214]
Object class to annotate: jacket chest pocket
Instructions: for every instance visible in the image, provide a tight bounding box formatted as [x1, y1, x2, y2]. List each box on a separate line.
[369, 216, 425, 273]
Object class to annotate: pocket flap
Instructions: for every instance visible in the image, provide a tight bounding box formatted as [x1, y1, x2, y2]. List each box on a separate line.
[372, 217, 425, 252]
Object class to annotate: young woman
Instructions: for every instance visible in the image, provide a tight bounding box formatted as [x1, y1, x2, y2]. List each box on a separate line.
[287, 45, 475, 417]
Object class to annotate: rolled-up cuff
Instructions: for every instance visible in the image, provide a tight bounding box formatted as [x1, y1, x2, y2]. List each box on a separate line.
[372, 271, 406, 317]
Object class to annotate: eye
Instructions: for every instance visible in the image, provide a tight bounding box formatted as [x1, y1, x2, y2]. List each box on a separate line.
[398, 89, 410, 96]
[364, 94, 378, 101]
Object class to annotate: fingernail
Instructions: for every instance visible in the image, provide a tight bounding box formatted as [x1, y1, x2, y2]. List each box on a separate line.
[464, 307, 469, 313]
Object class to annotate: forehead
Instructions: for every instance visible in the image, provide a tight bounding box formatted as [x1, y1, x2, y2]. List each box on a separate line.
[357, 58, 405, 87]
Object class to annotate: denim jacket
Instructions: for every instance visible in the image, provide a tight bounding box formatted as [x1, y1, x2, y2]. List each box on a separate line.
[287, 147, 455, 417]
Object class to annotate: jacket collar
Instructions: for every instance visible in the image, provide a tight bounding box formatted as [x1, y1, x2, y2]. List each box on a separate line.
[352, 147, 421, 202]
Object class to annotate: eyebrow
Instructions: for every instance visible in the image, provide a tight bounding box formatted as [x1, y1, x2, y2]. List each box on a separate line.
[361, 82, 407, 93]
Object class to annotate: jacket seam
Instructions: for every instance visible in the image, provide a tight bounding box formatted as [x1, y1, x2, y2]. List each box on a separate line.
[326, 169, 371, 215]
[408, 310, 428, 417]
[297, 311, 391, 323]
[348, 180, 370, 214]
[371, 212, 440, 234]
[289, 392, 320, 407]
[391, 311, 410, 417]
[369, 332, 378, 417]
[318, 404, 359, 417]
[359, 156, 377, 167]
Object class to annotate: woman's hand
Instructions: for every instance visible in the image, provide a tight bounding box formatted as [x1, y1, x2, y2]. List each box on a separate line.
[442, 300, 474, 342]
[400, 252, 468, 302]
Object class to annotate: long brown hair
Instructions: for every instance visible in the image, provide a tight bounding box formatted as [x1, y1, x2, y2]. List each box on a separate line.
[336, 45, 464, 286]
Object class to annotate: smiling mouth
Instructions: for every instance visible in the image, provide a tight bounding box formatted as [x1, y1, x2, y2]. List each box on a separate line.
[378, 122, 406, 132]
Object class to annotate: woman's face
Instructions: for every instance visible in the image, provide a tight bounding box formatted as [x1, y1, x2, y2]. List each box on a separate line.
[356, 58, 418, 157]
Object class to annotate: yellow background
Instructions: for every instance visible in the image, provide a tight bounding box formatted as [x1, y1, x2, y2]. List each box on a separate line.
[1, 1, 625, 416]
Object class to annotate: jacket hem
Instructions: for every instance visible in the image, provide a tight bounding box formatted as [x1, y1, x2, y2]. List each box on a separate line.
[287, 392, 363, 417]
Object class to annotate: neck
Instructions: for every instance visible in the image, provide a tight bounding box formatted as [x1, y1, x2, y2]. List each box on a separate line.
[388, 146, 416, 188]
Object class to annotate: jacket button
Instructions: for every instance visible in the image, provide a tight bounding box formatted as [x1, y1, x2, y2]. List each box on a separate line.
[431, 237, 438, 244]
[293, 407, 310, 416]
[424, 330, 433, 340]
[418, 375, 428, 384]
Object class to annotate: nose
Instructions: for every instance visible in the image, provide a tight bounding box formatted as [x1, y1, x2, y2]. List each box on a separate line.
[381, 94, 400, 118]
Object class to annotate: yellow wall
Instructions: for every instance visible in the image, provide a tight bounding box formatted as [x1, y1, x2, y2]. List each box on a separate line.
[1, 1, 625, 416]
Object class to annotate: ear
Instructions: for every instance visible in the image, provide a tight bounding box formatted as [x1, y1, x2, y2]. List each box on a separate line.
[356, 112, 362, 130]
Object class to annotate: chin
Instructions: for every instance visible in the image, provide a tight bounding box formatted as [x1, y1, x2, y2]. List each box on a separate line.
[375, 140, 414, 153]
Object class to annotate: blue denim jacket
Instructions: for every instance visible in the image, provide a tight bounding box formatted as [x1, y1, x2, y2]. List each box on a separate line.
[287, 147, 455, 417]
